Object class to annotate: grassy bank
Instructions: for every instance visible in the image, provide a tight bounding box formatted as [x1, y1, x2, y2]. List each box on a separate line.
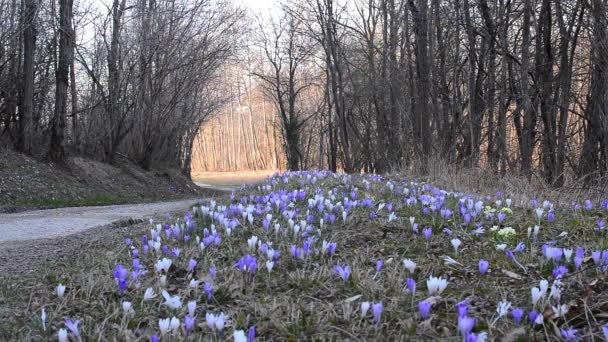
[1, 171, 607, 340]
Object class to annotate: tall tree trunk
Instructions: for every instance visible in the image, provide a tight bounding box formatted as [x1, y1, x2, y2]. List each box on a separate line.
[49, 0, 75, 162]
[18, 0, 37, 154]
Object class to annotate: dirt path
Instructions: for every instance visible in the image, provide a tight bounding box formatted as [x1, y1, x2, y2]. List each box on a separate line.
[0, 199, 198, 242]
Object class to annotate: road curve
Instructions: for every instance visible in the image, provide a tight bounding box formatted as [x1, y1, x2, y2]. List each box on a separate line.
[0, 199, 198, 242]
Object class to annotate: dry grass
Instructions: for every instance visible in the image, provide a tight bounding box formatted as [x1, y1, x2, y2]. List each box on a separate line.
[395, 156, 608, 208]
[1, 171, 608, 341]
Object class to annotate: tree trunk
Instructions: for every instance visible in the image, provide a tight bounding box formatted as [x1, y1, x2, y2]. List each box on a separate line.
[49, 0, 75, 162]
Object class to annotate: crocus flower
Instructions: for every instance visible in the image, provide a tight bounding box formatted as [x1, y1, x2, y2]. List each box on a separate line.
[56, 283, 66, 297]
[150, 335, 159, 342]
[170, 317, 180, 331]
[423, 228, 432, 240]
[361, 301, 370, 318]
[457, 300, 469, 317]
[406, 278, 416, 294]
[235, 255, 257, 274]
[528, 311, 538, 326]
[143, 288, 156, 301]
[248, 326, 255, 342]
[427, 276, 448, 296]
[64, 318, 80, 337]
[234, 330, 246, 342]
[122, 301, 133, 314]
[478, 260, 489, 275]
[334, 265, 351, 282]
[560, 328, 577, 341]
[419, 300, 431, 320]
[210, 264, 216, 279]
[161, 290, 182, 309]
[376, 259, 383, 273]
[511, 307, 524, 324]
[496, 300, 511, 320]
[188, 300, 196, 316]
[603, 324, 608, 340]
[187, 258, 197, 272]
[41, 308, 46, 331]
[185, 315, 196, 334]
[403, 259, 417, 273]
[458, 316, 475, 337]
[58, 329, 68, 342]
[451, 238, 462, 254]
[204, 282, 213, 301]
[372, 302, 383, 323]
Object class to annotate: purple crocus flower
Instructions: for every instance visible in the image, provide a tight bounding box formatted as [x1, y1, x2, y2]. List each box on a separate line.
[64, 318, 80, 337]
[598, 220, 606, 229]
[204, 282, 213, 301]
[248, 326, 256, 342]
[552, 265, 568, 279]
[512, 307, 524, 324]
[372, 302, 383, 323]
[142, 235, 148, 245]
[406, 278, 416, 294]
[187, 259, 197, 272]
[376, 259, 383, 273]
[125, 238, 131, 246]
[457, 300, 469, 317]
[457, 316, 475, 337]
[162, 245, 169, 255]
[560, 328, 577, 341]
[185, 314, 195, 334]
[497, 212, 506, 223]
[419, 300, 431, 320]
[327, 242, 337, 256]
[151, 335, 159, 342]
[547, 211, 555, 222]
[113, 264, 129, 295]
[369, 211, 376, 220]
[290, 245, 300, 259]
[209, 264, 216, 279]
[592, 250, 602, 265]
[528, 311, 538, 325]
[423, 228, 432, 240]
[479, 260, 489, 275]
[235, 255, 257, 274]
[334, 265, 351, 282]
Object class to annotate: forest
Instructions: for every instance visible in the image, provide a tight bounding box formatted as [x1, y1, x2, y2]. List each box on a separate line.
[1, 0, 608, 186]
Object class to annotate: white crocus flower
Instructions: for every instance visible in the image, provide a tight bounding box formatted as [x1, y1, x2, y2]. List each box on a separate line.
[189, 279, 200, 288]
[234, 329, 247, 342]
[159, 318, 171, 335]
[496, 244, 507, 251]
[58, 328, 68, 342]
[188, 300, 196, 317]
[161, 290, 182, 310]
[531, 287, 542, 306]
[496, 300, 511, 319]
[266, 260, 274, 273]
[122, 301, 134, 314]
[426, 276, 448, 296]
[155, 258, 172, 273]
[170, 317, 180, 332]
[451, 238, 462, 254]
[143, 288, 156, 301]
[56, 283, 66, 297]
[403, 259, 417, 273]
[41, 308, 46, 331]
[361, 301, 370, 318]
[247, 235, 258, 250]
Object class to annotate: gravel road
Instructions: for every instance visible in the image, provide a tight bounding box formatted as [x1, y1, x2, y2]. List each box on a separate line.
[0, 199, 198, 242]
